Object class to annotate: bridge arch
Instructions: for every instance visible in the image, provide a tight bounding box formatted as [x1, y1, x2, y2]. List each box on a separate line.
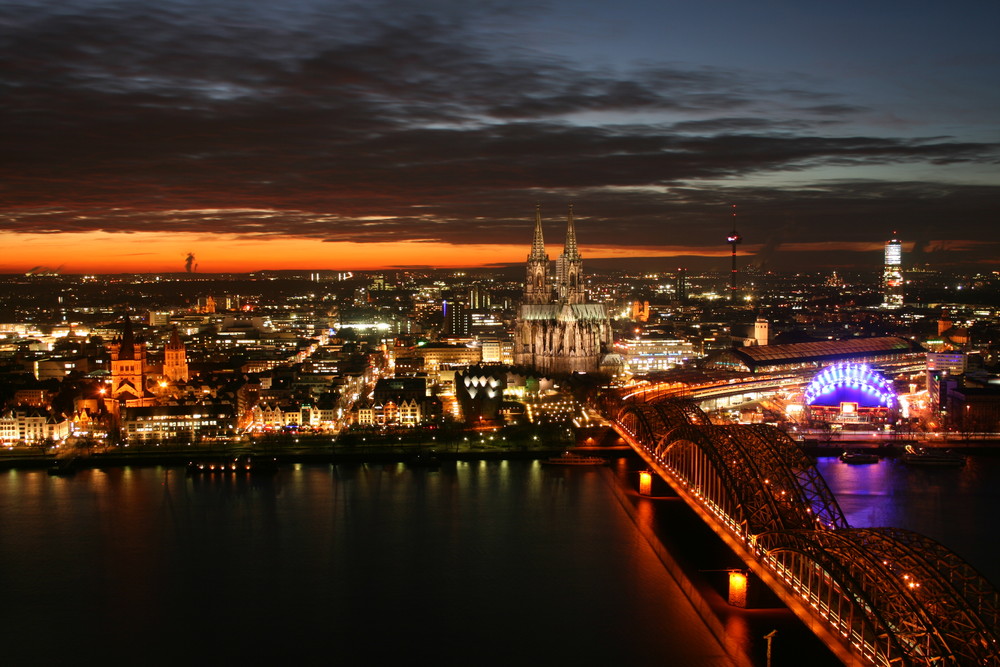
[618, 400, 847, 534]
[613, 397, 1000, 666]
[759, 528, 1000, 665]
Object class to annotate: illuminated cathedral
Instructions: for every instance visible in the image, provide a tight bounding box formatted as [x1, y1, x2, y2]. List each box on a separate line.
[513, 205, 612, 375]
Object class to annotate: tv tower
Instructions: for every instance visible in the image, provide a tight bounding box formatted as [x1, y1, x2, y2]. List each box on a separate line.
[727, 204, 742, 300]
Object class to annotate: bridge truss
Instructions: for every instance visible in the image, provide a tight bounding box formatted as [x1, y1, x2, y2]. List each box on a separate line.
[616, 398, 1000, 667]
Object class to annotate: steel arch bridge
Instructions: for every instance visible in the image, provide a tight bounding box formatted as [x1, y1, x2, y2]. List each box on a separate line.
[614, 398, 1000, 667]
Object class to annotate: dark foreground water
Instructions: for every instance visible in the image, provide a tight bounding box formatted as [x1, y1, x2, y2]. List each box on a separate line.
[1, 455, 997, 667]
[0, 460, 733, 667]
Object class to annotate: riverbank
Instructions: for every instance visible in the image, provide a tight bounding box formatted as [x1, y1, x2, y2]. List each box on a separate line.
[0, 441, 635, 471]
[800, 438, 1000, 457]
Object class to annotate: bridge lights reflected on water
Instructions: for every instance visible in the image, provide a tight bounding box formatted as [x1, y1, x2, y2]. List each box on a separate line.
[728, 570, 749, 607]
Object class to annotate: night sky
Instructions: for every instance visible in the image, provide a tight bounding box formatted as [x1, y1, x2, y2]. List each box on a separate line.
[2, 1, 998, 274]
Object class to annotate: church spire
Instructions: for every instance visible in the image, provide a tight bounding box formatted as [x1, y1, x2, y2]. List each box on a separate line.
[563, 203, 580, 260]
[557, 204, 585, 303]
[524, 205, 551, 305]
[529, 204, 547, 260]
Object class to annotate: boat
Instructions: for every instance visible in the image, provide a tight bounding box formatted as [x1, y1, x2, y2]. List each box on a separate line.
[900, 445, 965, 467]
[48, 456, 80, 476]
[186, 455, 278, 475]
[407, 450, 442, 468]
[840, 449, 880, 464]
[543, 452, 606, 466]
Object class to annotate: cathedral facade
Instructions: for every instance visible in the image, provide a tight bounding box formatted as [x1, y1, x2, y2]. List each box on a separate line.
[513, 206, 612, 375]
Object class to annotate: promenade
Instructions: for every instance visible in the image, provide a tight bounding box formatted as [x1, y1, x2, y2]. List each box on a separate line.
[0, 430, 588, 470]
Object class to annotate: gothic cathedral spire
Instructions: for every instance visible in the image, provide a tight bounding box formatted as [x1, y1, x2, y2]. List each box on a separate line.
[529, 203, 547, 261]
[524, 204, 551, 304]
[558, 203, 585, 304]
[563, 203, 580, 260]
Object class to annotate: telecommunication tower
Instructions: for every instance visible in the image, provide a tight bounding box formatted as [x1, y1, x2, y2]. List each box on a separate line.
[727, 204, 742, 300]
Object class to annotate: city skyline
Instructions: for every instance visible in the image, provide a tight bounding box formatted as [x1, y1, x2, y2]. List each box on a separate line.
[2, 1, 998, 274]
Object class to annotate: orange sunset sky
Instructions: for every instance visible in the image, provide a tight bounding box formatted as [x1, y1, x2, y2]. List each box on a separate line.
[2, 229, 757, 275]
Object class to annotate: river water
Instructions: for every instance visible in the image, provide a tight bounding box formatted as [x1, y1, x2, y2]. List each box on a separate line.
[0, 460, 733, 667]
[1, 454, 996, 666]
[815, 453, 1000, 586]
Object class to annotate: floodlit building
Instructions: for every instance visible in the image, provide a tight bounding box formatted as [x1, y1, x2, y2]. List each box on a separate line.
[107, 316, 156, 415]
[121, 404, 236, 442]
[0, 408, 71, 444]
[163, 327, 189, 383]
[513, 205, 612, 374]
[617, 337, 699, 375]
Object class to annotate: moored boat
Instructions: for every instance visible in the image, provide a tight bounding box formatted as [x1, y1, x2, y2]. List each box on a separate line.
[840, 449, 880, 464]
[900, 445, 965, 467]
[48, 456, 80, 476]
[186, 455, 278, 475]
[543, 452, 606, 466]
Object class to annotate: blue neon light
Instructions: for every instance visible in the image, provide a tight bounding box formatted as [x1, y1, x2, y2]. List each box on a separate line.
[804, 362, 896, 408]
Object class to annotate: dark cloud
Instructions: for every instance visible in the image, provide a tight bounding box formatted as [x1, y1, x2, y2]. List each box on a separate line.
[0, 0, 998, 269]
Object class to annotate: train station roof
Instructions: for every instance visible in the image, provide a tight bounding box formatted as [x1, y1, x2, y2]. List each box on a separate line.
[711, 336, 923, 373]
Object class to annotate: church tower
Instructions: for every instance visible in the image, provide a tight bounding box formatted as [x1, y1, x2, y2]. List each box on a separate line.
[556, 204, 585, 304]
[523, 204, 551, 304]
[108, 315, 154, 412]
[163, 327, 189, 383]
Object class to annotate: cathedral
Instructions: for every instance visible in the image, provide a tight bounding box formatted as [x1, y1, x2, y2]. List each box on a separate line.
[513, 205, 613, 375]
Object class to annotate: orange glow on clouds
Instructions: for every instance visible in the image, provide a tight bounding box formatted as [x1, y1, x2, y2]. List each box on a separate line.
[0, 231, 518, 273]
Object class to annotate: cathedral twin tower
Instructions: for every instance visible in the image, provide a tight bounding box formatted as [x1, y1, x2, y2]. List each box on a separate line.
[514, 205, 613, 375]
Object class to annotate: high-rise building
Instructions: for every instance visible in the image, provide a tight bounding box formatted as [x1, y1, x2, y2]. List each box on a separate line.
[514, 206, 612, 374]
[674, 268, 688, 303]
[883, 234, 904, 308]
[467, 285, 490, 310]
[445, 301, 471, 337]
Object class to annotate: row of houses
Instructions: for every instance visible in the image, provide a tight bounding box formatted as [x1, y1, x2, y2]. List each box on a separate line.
[0, 408, 72, 445]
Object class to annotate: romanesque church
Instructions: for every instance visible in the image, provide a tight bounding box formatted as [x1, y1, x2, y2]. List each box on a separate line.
[513, 205, 613, 375]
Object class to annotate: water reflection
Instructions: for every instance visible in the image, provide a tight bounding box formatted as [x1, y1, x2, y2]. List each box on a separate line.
[2, 456, 995, 665]
[815, 454, 1000, 585]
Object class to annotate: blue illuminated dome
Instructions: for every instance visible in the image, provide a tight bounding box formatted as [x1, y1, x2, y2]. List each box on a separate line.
[804, 363, 896, 408]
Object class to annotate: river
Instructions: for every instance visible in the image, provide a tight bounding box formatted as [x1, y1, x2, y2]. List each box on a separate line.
[0, 453, 996, 666]
[0, 460, 732, 666]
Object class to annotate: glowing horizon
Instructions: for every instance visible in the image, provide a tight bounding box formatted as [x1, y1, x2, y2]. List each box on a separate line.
[3, 229, 994, 275]
[1, 230, 755, 274]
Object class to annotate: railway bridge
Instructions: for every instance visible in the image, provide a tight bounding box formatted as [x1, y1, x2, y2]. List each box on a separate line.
[613, 397, 1000, 666]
